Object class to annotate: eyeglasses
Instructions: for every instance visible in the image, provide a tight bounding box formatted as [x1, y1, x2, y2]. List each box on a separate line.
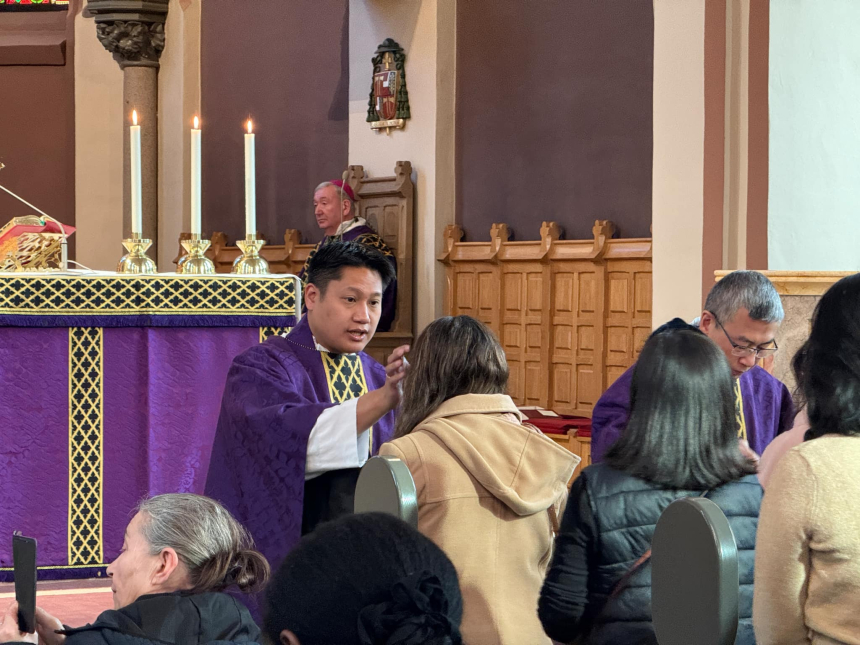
[711, 313, 779, 359]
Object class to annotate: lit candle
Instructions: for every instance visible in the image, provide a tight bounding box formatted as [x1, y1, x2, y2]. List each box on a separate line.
[244, 119, 256, 238]
[130, 109, 143, 236]
[190, 116, 202, 235]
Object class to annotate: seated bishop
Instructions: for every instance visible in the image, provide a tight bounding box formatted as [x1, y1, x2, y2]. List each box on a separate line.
[299, 179, 398, 331]
[591, 270, 795, 463]
[205, 240, 408, 574]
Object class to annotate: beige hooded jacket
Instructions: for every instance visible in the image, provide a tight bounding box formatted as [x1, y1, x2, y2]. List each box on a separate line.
[379, 393, 579, 645]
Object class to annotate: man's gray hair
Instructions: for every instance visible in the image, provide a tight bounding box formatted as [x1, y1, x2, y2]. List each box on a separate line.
[314, 181, 356, 208]
[136, 493, 268, 593]
[704, 270, 784, 324]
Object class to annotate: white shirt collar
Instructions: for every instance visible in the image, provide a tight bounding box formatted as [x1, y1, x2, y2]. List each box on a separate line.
[313, 336, 357, 356]
[331, 217, 367, 238]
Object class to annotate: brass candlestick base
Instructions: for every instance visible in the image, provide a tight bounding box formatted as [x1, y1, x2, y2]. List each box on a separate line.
[177, 235, 215, 275]
[117, 237, 157, 274]
[232, 236, 269, 275]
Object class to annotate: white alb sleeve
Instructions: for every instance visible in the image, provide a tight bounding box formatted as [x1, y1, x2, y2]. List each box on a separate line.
[304, 398, 370, 480]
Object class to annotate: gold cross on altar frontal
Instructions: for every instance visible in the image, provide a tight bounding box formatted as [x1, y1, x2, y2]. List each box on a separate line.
[320, 352, 372, 454]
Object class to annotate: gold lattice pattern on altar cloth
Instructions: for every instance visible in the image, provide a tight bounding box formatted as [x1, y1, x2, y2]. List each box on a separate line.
[259, 326, 293, 343]
[321, 352, 369, 404]
[0, 275, 296, 316]
[68, 327, 104, 566]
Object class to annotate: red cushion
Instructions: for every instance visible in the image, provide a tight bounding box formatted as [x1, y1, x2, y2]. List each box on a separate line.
[528, 416, 592, 435]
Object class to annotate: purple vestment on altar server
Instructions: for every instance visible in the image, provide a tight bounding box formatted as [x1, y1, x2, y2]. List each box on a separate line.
[204, 316, 394, 574]
[591, 364, 795, 463]
[300, 224, 398, 332]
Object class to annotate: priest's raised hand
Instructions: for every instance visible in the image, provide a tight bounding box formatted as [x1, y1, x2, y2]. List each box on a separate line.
[357, 344, 410, 432]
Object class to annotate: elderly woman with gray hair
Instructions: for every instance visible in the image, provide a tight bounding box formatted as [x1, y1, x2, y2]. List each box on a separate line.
[0, 494, 268, 645]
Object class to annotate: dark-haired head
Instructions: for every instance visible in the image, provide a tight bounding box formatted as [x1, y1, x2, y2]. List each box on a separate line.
[395, 315, 508, 438]
[792, 272, 860, 440]
[305, 240, 395, 353]
[265, 513, 463, 645]
[605, 329, 756, 490]
[307, 240, 395, 295]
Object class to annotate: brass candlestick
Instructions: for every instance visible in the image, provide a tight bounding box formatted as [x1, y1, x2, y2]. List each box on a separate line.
[118, 235, 157, 274]
[177, 234, 215, 275]
[232, 235, 269, 275]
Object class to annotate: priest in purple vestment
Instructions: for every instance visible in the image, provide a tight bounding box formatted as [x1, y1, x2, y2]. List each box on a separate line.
[205, 241, 407, 578]
[298, 179, 398, 331]
[592, 270, 795, 463]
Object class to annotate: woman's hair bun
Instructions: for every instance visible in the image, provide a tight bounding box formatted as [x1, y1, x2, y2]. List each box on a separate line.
[357, 570, 463, 645]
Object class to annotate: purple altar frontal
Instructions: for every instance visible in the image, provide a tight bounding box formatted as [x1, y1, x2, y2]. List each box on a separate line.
[0, 272, 298, 581]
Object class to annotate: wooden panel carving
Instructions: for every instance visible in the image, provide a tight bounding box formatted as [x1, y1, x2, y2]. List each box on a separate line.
[175, 162, 415, 365]
[440, 220, 652, 417]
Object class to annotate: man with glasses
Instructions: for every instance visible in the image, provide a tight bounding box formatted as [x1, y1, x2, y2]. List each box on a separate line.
[591, 270, 795, 463]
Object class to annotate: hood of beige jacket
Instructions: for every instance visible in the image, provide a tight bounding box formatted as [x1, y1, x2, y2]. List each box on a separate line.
[416, 393, 580, 516]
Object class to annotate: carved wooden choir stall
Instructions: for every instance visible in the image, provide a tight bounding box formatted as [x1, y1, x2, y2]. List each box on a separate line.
[440, 220, 653, 479]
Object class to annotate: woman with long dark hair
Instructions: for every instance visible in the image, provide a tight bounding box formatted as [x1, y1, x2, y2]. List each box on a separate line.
[539, 327, 760, 645]
[379, 315, 579, 645]
[753, 273, 860, 644]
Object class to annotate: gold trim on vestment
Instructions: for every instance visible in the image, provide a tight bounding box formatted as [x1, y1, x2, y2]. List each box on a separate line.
[734, 379, 747, 442]
[320, 353, 373, 454]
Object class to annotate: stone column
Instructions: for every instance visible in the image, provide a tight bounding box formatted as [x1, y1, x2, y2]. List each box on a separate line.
[652, 0, 706, 326]
[88, 0, 168, 252]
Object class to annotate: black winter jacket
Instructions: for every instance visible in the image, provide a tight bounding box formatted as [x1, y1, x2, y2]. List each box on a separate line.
[538, 463, 762, 645]
[56, 591, 260, 645]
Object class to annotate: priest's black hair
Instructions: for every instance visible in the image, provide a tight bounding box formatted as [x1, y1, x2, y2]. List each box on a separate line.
[264, 512, 463, 645]
[604, 328, 756, 490]
[307, 240, 395, 295]
[792, 272, 860, 440]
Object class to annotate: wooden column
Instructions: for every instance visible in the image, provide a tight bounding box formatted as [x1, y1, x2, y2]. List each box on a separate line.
[88, 0, 168, 253]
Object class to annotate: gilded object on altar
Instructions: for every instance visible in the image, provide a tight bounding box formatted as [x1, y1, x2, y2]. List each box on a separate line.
[366, 39, 410, 131]
[0, 215, 71, 271]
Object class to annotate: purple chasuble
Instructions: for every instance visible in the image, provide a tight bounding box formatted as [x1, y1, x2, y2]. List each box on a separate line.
[299, 224, 398, 332]
[591, 365, 795, 463]
[204, 315, 394, 574]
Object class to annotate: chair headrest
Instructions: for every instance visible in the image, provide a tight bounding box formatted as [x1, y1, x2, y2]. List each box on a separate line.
[652, 496, 739, 645]
[354, 456, 418, 528]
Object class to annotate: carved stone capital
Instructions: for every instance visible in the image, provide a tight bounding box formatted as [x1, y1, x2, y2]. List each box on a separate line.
[87, 0, 169, 69]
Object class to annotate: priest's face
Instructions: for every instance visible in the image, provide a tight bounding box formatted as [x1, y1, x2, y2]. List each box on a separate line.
[314, 185, 351, 236]
[305, 266, 383, 353]
[699, 307, 779, 378]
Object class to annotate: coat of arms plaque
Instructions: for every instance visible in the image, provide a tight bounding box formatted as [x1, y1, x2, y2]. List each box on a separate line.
[367, 38, 410, 132]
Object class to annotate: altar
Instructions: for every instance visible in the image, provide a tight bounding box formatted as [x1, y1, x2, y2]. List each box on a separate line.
[0, 271, 298, 580]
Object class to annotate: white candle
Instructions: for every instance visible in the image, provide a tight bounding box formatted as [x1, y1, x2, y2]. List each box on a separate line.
[130, 109, 143, 236]
[244, 119, 256, 238]
[191, 116, 202, 235]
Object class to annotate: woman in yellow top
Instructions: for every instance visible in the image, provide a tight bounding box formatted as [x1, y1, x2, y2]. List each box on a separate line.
[754, 273, 860, 644]
[380, 315, 579, 645]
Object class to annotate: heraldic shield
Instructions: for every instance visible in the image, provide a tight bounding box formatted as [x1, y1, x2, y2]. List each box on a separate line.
[367, 38, 410, 132]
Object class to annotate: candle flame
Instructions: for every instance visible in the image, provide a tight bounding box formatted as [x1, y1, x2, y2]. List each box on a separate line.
[193, 115, 199, 129]
[246, 119, 253, 134]
[132, 110, 138, 126]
